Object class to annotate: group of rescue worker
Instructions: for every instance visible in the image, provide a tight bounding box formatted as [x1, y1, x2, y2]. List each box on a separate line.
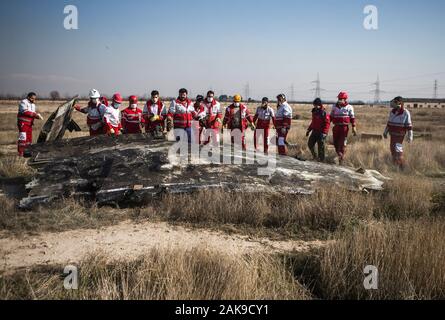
[17, 89, 413, 169]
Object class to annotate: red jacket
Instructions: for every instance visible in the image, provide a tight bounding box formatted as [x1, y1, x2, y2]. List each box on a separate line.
[275, 102, 293, 130]
[17, 98, 39, 126]
[253, 106, 275, 129]
[387, 107, 412, 137]
[143, 100, 165, 132]
[223, 104, 254, 130]
[77, 102, 106, 130]
[168, 98, 196, 129]
[122, 107, 144, 134]
[330, 103, 356, 127]
[199, 99, 223, 129]
[308, 107, 330, 135]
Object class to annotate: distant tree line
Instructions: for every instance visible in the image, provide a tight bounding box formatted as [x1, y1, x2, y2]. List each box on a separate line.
[0, 90, 72, 101]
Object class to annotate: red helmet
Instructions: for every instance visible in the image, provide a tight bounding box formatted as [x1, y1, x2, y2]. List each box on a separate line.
[129, 95, 138, 105]
[337, 91, 349, 100]
[100, 96, 109, 106]
[112, 93, 123, 104]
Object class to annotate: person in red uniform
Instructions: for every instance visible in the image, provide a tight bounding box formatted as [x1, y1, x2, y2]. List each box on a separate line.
[103, 93, 123, 136]
[275, 94, 293, 156]
[223, 94, 255, 150]
[330, 91, 357, 164]
[193, 95, 205, 144]
[143, 90, 167, 137]
[100, 96, 109, 107]
[168, 88, 197, 143]
[74, 89, 106, 136]
[122, 95, 144, 134]
[383, 96, 413, 170]
[17, 92, 44, 156]
[306, 98, 330, 162]
[199, 91, 223, 147]
[253, 97, 275, 154]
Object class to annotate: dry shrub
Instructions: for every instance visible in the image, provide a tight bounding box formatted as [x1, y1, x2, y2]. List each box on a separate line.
[344, 140, 390, 172]
[153, 176, 436, 236]
[162, 190, 271, 226]
[0, 113, 19, 132]
[1, 177, 436, 237]
[0, 131, 17, 145]
[0, 156, 33, 178]
[0, 195, 17, 221]
[0, 198, 127, 235]
[374, 175, 435, 220]
[344, 139, 445, 175]
[0, 249, 311, 300]
[317, 219, 445, 299]
[158, 187, 375, 235]
[408, 140, 445, 174]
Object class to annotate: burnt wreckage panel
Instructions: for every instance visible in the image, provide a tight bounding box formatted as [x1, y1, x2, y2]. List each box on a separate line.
[20, 136, 389, 209]
[36, 97, 82, 144]
[18, 99, 389, 209]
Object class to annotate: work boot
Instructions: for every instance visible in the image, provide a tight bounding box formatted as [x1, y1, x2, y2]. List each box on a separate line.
[338, 154, 344, 165]
[309, 149, 317, 160]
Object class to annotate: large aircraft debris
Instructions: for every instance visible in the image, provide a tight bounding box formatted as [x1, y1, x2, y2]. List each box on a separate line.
[19, 134, 389, 209]
[17, 97, 389, 209]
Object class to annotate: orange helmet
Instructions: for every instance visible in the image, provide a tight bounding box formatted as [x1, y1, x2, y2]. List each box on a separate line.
[233, 94, 242, 103]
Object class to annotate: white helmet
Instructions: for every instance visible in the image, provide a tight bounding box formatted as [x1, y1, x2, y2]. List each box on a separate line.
[89, 89, 100, 99]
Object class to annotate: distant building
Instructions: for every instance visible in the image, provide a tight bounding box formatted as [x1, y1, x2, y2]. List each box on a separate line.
[403, 98, 445, 108]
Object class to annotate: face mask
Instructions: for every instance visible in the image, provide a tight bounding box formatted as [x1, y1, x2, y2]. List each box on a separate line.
[338, 99, 347, 106]
[152, 98, 159, 103]
[207, 97, 214, 103]
[90, 98, 99, 105]
[234, 103, 240, 107]
[131, 104, 137, 109]
[113, 103, 121, 109]
[391, 101, 402, 109]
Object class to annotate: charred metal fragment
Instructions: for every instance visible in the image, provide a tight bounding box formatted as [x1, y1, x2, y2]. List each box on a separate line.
[37, 97, 81, 144]
[19, 134, 389, 210]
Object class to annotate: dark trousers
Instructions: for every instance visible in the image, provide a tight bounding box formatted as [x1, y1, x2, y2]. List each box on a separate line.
[308, 132, 326, 161]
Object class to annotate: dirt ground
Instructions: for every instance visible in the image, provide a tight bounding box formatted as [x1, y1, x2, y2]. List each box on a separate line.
[0, 220, 328, 274]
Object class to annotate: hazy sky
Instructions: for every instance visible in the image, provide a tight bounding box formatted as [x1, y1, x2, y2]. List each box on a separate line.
[0, 0, 444, 101]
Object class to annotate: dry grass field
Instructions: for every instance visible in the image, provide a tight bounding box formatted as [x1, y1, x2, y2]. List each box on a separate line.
[0, 99, 444, 300]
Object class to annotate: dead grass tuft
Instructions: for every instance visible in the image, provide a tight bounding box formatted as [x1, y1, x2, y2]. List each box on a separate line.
[316, 219, 445, 299]
[0, 248, 311, 300]
[0, 198, 128, 235]
[0, 156, 34, 178]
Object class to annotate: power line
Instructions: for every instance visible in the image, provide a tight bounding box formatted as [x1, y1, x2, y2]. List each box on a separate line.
[370, 75, 385, 103]
[244, 82, 250, 101]
[434, 80, 438, 99]
[311, 73, 326, 99]
[380, 72, 445, 84]
[322, 71, 445, 86]
[290, 83, 295, 102]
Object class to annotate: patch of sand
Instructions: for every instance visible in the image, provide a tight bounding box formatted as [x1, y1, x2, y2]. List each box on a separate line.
[0, 220, 328, 273]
